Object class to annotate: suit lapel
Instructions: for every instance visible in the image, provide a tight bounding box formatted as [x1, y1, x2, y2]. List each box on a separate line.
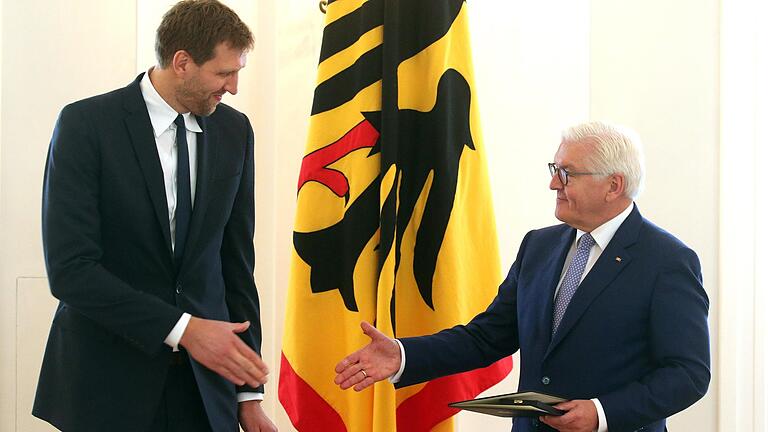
[177, 115, 219, 275]
[534, 227, 576, 341]
[123, 75, 173, 257]
[545, 206, 643, 357]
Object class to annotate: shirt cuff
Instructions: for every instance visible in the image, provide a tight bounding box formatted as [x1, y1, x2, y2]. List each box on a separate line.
[164, 313, 191, 352]
[237, 392, 265, 402]
[388, 339, 406, 383]
[592, 398, 608, 432]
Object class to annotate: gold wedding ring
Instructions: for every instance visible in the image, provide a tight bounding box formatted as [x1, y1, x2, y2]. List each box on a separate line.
[361, 369, 368, 378]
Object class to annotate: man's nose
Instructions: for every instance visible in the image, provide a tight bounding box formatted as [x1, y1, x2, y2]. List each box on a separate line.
[225, 73, 239, 95]
[549, 173, 563, 190]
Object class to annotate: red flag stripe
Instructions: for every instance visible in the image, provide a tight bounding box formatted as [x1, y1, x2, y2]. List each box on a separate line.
[396, 357, 513, 431]
[279, 353, 347, 432]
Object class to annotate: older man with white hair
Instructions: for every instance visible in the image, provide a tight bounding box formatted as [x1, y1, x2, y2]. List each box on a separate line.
[334, 122, 711, 432]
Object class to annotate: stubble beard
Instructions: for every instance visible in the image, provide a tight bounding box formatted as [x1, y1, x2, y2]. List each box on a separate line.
[177, 78, 218, 117]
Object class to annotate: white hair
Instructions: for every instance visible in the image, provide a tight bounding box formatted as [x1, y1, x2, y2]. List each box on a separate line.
[561, 121, 646, 199]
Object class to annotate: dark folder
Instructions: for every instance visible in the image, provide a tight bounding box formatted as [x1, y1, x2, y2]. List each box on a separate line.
[449, 391, 567, 417]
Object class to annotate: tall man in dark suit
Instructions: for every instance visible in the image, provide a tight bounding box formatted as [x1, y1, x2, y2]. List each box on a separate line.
[34, 1, 277, 431]
[334, 122, 711, 432]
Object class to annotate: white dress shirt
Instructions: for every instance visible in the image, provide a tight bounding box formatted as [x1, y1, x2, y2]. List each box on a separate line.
[392, 203, 635, 431]
[139, 70, 262, 402]
[139, 71, 199, 350]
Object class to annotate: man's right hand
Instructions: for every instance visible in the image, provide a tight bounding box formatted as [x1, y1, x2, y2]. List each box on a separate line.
[179, 317, 268, 388]
[334, 321, 401, 391]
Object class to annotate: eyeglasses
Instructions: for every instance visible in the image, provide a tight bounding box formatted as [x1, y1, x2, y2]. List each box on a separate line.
[548, 163, 607, 186]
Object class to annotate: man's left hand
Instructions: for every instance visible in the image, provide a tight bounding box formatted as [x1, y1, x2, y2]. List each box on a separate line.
[239, 400, 277, 432]
[540, 399, 598, 432]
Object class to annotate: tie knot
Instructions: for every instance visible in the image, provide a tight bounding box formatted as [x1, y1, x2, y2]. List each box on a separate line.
[174, 114, 185, 129]
[578, 233, 595, 251]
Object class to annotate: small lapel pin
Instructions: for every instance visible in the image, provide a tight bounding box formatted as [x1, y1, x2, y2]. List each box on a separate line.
[615, 256, 622, 262]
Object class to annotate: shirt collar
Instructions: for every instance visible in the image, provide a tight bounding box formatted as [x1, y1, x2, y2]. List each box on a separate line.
[139, 68, 203, 137]
[576, 202, 634, 250]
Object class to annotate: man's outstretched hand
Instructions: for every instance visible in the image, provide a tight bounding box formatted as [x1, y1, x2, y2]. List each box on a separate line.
[180, 317, 268, 388]
[334, 321, 401, 391]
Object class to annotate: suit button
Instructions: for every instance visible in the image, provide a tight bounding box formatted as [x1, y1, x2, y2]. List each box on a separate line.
[541, 376, 550, 385]
[175, 282, 182, 294]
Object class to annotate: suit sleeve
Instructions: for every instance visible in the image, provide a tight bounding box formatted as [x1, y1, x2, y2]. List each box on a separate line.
[42, 104, 183, 356]
[396, 232, 530, 388]
[220, 113, 264, 394]
[599, 246, 711, 431]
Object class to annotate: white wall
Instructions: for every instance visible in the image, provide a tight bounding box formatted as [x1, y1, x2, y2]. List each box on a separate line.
[719, 1, 768, 431]
[0, 1, 721, 431]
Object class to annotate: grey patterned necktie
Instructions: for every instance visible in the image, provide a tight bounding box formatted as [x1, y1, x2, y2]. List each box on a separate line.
[552, 233, 596, 334]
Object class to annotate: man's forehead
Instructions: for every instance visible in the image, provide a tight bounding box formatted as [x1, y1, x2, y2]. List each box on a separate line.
[555, 140, 590, 166]
[206, 45, 247, 68]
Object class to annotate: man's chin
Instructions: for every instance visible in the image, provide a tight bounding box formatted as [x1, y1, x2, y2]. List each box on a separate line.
[554, 206, 569, 224]
[193, 104, 218, 117]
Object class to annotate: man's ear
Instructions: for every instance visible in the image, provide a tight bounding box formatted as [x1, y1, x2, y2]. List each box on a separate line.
[606, 173, 626, 202]
[171, 50, 193, 76]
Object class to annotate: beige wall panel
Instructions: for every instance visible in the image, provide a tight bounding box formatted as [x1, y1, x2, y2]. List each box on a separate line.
[590, 1, 719, 431]
[266, 1, 324, 429]
[16, 277, 58, 432]
[718, 1, 767, 430]
[136, 0, 177, 73]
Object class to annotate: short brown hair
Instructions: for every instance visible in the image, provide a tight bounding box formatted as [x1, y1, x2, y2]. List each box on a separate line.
[155, 0, 254, 68]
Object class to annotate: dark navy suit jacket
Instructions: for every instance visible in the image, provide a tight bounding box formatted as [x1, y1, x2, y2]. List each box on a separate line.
[33, 74, 262, 432]
[398, 206, 710, 432]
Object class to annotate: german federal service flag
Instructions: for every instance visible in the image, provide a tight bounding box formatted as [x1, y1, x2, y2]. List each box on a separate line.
[279, 1, 512, 430]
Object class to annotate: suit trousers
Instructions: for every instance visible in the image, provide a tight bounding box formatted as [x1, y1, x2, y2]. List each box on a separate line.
[147, 352, 213, 432]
